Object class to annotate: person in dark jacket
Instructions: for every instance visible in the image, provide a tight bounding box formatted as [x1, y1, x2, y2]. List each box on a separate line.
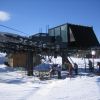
[97, 62, 100, 72]
[88, 60, 93, 72]
[74, 63, 78, 75]
[57, 64, 62, 79]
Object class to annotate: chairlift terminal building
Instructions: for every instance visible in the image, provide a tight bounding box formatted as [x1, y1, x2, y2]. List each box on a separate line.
[48, 23, 99, 49]
[0, 23, 100, 75]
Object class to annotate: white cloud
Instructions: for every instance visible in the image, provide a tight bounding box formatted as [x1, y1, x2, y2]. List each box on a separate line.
[0, 11, 10, 22]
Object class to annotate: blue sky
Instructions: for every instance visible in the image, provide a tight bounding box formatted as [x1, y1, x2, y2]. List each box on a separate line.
[0, 0, 100, 41]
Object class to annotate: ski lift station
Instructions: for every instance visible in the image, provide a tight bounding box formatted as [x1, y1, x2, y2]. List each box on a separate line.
[0, 23, 100, 76]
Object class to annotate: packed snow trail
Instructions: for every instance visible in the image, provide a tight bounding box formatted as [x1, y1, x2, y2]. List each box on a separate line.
[27, 76, 100, 100]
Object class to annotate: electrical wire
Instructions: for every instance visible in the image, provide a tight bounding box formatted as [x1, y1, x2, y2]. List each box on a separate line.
[0, 24, 29, 36]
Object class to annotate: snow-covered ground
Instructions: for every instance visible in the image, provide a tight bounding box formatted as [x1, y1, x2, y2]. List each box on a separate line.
[0, 55, 100, 100]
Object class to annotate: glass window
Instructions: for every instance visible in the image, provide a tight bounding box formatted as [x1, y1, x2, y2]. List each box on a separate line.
[69, 28, 75, 42]
[48, 29, 54, 36]
[61, 25, 67, 42]
[55, 27, 60, 37]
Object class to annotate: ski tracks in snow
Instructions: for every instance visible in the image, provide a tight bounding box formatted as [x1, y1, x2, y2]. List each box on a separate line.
[26, 79, 62, 100]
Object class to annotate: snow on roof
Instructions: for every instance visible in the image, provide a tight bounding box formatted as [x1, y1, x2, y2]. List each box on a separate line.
[0, 32, 27, 39]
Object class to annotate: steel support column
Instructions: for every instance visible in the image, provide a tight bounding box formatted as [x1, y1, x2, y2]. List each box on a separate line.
[27, 51, 33, 76]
